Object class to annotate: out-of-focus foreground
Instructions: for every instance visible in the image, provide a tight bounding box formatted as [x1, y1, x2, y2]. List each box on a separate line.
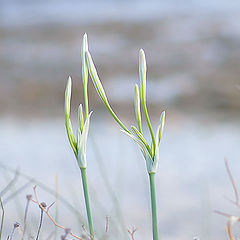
[0, 1, 240, 240]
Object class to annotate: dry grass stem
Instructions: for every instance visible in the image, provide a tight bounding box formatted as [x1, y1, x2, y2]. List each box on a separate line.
[0, 197, 4, 240]
[105, 216, 109, 233]
[0, 170, 19, 197]
[224, 159, 239, 206]
[22, 195, 32, 240]
[215, 160, 240, 240]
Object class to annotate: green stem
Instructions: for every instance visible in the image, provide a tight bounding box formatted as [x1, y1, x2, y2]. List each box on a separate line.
[142, 103, 156, 156]
[80, 168, 94, 238]
[149, 173, 158, 240]
[105, 102, 131, 134]
[84, 86, 89, 119]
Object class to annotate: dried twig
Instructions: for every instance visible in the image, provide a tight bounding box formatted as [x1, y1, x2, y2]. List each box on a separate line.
[215, 159, 240, 240]
[227, 220, 235, 240]
[127, 227, 137, 240]
[31, 186, 84, 240]
[214, 210, 232, 218]
[224, 159, 239, 206]
[226, 216, 239, 240]
[0, 197, 4, 240]
[105, 216, 109, 233]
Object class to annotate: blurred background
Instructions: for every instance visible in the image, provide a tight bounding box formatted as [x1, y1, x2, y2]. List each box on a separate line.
[0, 0, 240, 239]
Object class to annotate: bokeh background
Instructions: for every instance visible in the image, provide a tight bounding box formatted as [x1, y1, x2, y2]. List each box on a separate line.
[0, 1, 240, 239]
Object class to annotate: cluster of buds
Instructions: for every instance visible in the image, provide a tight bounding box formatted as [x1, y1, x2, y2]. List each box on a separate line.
[65, 34, 91, 169]
[86, 44, 165, 174]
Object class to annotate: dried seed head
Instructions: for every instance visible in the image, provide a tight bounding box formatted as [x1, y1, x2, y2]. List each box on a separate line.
[14, 222, 20, 228]
[40, 202, 47, 209]
[26, 194, 32, 200]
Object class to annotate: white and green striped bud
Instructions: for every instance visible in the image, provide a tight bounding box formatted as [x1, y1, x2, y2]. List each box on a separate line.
[86, 51, 108, 104]
[65, 77, 77, 157]
[82, 33, 89, 118]
[139, 49, 147, 104]
[134, 84, 142, 134]
[82, 33, 89, 87]
[64, 77, 92, 168]
[78, 104, 84, 133]
[64, 35, 93, 169]
[156, 111, 165, 147]
[86, 50, 130, 133]
[86, 43, 166, 174]
[77, 112, 92, 168]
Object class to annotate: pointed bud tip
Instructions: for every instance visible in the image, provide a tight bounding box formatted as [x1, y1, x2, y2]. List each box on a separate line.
[83, 33, 88, 43]
[160, 111, 166, 121]
[67, 76, 72, 84]
[66, 77, 72, 91]
[82, 33, 88, 52]
[139, 49, 146, 58]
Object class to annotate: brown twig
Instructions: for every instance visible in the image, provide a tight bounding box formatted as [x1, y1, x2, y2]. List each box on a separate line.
[214, 210, 233, 218]
[105, 216, 109, 233]
[227, 220, 235, 240]
[31, 186, 84, 240]
[224, 159, 239, 206]
[226, 216, 240, 240]
[215, 210, 240, 240]
[127, 227, 137, 240]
